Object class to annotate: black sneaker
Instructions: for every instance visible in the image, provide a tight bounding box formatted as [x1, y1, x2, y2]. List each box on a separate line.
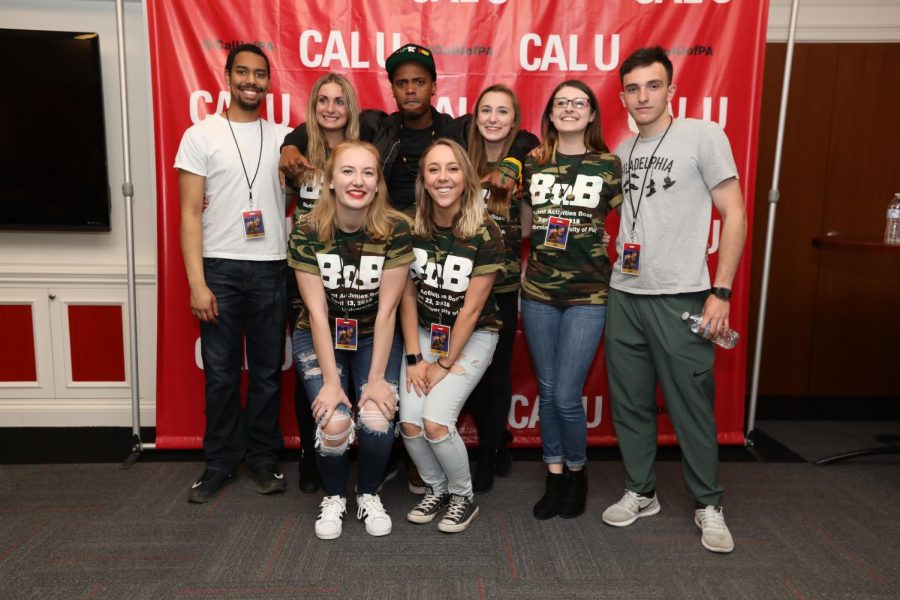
[437, 495, 479, 533]
[298, 453, 321, 494]
[406, 486, 451, 524]
[188, 469, 233, 504]
[251, 463, 287, 495]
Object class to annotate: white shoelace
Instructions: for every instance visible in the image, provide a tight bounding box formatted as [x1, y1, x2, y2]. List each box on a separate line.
[444, 496, 467, 521]
[699, 506, 727, 530]
[357, 494, 386, 520]
[616, 490, 644, 512]
[319, 495, 345, 520]
[415, 491, 442, 512]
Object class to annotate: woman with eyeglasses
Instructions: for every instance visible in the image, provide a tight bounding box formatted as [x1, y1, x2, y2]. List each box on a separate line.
[521, 80, 623, 520]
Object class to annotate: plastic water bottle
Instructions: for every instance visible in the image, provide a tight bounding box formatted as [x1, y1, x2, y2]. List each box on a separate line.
[681, 312, 740, 350]
[885, 193, 900, 245]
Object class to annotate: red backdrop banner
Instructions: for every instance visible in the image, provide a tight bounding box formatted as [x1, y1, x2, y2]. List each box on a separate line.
[148, 0, 768, 449]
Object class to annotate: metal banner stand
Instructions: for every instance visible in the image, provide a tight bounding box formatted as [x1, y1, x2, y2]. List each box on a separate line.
[745, 0, 802, 449]
[117, 0, 155, 468]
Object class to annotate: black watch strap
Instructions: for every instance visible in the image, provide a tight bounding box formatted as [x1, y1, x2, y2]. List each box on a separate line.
[709, 286, 732, 300]
[405, 352, 423, 366]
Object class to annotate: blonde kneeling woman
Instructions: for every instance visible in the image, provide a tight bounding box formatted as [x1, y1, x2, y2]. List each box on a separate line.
[399, 139, 506, 533]
[288, 140, 414, 540]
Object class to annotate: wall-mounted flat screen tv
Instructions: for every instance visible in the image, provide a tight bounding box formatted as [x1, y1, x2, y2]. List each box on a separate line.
[0, 29, 111, 231]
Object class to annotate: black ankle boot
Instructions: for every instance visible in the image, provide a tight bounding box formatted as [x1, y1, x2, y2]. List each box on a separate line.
[559, 469, 587, 519]
[473, 448, 496, 493]
[533, 472, 567, 520]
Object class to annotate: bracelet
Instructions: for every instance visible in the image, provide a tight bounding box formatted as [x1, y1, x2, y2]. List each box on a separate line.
[436, 358, 451, 370]
[496, 166, 519, 182]
[497, 159, 522, 183]
[499, 157, 522, 177]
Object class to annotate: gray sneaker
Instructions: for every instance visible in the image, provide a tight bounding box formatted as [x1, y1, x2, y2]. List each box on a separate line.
[601, 490, 661, 527]
[695, 505, 735, 553]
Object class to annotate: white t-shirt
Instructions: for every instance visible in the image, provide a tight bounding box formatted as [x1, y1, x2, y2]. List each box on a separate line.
[611, 118, 738, 294]
[174, 114, 291, 261]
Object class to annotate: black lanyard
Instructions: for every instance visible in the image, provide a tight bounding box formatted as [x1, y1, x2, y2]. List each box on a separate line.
[625, 117, 673, 239]
[224, 109, 263, 208]
[331, 231, 363, 319]
[398, 122, 436, 177]
[431, 230, 457, 325]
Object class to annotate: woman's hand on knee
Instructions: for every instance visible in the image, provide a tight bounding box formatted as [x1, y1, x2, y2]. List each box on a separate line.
[424, 360, 449, 393]
[312, 382, 351, 427]
[406, 361, 429, 397]
[360, 377, 397, 421]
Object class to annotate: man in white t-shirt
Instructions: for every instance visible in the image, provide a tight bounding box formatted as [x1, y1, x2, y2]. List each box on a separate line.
[601, 46, 747, 553]
[175, 44, 292, 503]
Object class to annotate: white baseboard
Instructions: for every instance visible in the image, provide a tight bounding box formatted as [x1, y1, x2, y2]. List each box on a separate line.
[0, 399, 156, 427]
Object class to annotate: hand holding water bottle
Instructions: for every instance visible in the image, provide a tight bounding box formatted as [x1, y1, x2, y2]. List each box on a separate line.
[682, 312, 740, 349]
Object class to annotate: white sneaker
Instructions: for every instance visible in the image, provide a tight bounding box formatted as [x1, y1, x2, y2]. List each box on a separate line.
[356, 493, 392, 537]
[695, 505, 735, 553]
[315, 495, 347, 540]
[601, 490, 661, 527]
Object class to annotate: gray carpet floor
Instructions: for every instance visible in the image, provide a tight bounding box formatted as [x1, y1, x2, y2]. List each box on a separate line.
[1, 451, 899, 599]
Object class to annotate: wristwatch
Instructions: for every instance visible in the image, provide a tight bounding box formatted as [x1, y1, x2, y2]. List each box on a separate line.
[709, 286, 732, 300]
[405, 353, 423, 366]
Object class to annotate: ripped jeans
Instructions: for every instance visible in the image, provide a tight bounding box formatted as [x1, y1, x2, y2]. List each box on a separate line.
[292, 327, 402, 497]
[399, 328, 498, 499]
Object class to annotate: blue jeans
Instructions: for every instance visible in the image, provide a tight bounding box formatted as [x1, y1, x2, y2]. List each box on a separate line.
[200, 258, 286, 473]
[292, 327, 402, 497]
[520, 298, 606, 468]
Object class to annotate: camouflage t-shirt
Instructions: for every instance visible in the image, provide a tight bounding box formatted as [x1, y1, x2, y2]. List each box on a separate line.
[288, 218, 414, 335]
[482, 165, 523, 293]
[409, 216, 507, 332]
[522, 151, 623, 305]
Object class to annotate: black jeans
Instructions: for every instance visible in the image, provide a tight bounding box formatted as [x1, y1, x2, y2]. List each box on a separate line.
[200, 258, 286, 473]
[467, 290, 518, 450]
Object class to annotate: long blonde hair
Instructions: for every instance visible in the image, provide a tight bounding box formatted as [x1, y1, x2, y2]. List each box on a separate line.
[466, 84, 521, 218]
[414, 139, 485, 240]
[304, 141, 408, 242]
[303, 73, 361, 187]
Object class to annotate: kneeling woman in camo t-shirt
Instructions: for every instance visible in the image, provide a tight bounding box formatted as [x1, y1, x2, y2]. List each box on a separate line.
[399, 138, 506, 534]
[289, 140, 414, 541]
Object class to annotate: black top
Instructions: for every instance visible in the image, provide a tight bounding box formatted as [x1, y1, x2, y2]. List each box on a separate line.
[282, 107, 538, 211]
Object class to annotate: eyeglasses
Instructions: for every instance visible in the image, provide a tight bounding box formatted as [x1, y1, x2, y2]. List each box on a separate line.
[552, 97, 591, 110]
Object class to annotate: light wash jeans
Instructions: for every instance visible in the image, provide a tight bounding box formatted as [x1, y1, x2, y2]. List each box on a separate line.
[520, 298, 606, 469]
[399, 328, 498, 498]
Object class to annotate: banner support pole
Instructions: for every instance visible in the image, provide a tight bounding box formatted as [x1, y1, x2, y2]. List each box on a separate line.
[746, 0, 801, 444]
[115, 0, 147, 467]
